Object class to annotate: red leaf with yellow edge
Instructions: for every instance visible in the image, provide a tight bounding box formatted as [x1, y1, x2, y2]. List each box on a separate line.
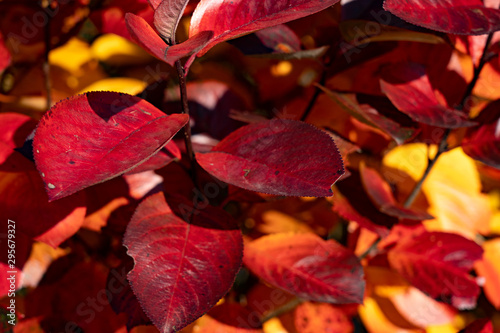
[243, 233, 364, 304]
[386, 230, 483, 309]
[189, 0, 341, 57]
[33, 92, 188, 201]
[124, 192, 243, 333]
[294, 302, 353, 333]
[125, 13, 213, 65]
[196, 119, 344, 197]
[380, 62, 476, 128]
[359, 163, 433, 220]
[383, 0, 500, 35]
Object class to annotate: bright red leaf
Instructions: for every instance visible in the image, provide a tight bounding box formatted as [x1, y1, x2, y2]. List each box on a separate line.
[462, 100, 500, 169]
[383, 0, 500, 35]
[125, 12, 213, 65]
[380, 62, 476, 128]
[188, 0, 341, 57]
[125, 141, 181, 175]
[196, 119, 344, 197]
[154, 0, 190, 44]
[33, 92, 188, 201]
[124, 192, 243, 333]
[359, 163, 433, 220]
[243, 233, 365, 304]
[385, 230, 483, 309]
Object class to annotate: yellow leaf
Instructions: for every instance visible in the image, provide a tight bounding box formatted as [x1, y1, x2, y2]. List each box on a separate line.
[263, 317, 289, 333]
[78, 77, 148, 95]
[382, 144, 491, 239]
[50, 37, 94, 74]
[91, 34, 153, 66]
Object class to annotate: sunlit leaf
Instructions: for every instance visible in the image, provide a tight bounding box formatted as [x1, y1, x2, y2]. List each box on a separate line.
[154, 0, 190, 45]
[474, 239, 500, 309]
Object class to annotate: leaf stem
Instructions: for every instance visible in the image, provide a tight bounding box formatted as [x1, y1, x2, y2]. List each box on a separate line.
[42, 0, 52, 109]
[403, 31, 494, 208]
[300, 60, 329, 122]
[175, 59, 198, 185]
[259, 297, 303, 325]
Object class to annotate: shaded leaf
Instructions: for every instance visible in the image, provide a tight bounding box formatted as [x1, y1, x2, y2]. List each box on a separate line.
[458, 319, 493, 333]
[250, 46, 330, 60]
[124, 192, 243, 333]
[243, 233, 365, 304]
[385, 230, 483, 309]
[254, 24, 301, 54]
[189, 0, 341, 56]
[383, 0, 500, 35]
[380, 62, 476, 128]
[462, 100, 500, 169]
[359, 163, 433, 220]
[33, 91, 188, 201]
[294, 302, 353, 333]
[196, 119, 344, 197]
[317, 84, 416, 145]
[196, 303, 263, 332]
[154, 0, 190, 45]
[125, 13, 213, 66]
[0, 32, 10, 73]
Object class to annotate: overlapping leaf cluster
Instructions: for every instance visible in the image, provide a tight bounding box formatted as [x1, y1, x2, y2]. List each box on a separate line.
[1, 0, 500, 333]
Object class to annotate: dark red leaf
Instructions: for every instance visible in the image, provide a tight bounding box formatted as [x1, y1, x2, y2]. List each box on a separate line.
[383, 0, 500, 35]
[125, 141, 181, 175]
[459, 319, 493, 333]
[386, 230, 483, 309]
[317, 85, 416, 145]
[124, 192, 243, 333]
[197, 303, 263, 331]
[359, 163, 433, 220]
[189, 0, 341, 56]
[125, 13, 213, 65]
[33, 92, 188, 201]
[380, 62, 476, 128]
[462, 100, 500, 169]
[0, 32, 10, 72]
[331, 186, 390, 237]
[0, 113, 37, 149]
[254, 24, 301, 54]
[154, 0, 190, 44]
[196, 119, 344, 197]
[243, 233, 365, 304]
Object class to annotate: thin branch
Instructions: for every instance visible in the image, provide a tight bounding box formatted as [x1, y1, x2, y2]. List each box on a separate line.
[358, 236, 382, 260]
[42, 0, 52, 109]
[403, 31, 494, 208]
[300, 60, 329, 122]
[259, 297, 303, 325]
[175, 59, 198, 186]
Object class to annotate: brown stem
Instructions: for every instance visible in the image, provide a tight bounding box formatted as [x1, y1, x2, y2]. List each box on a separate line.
[403, 31, 494, 208]
[175, 60, 198, 185]
[259, 297, 303, 325]
[42, 0, 52, 109]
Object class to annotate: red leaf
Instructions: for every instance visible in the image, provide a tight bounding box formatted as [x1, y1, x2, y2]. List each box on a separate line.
[317, 85, 416, 145]
[197, 303, 263, 331]
[254, 24, 301, 54]
[125, 141, 181, 175]
[459, 319, 493, 333]
[383, 0, 500, 35]
[380, 62, 476, 128]
[359, 163, 433, 220]
[33, 92, 188, 201]
[154, 0, 190, 44]
[294, 302, 353, 333]
[196, 119, 344, 197]
[0, 32, 10, 72]
[462, 100, 500, 169]
[124, 192, 243, 333]
[243, 233, 365, 304]
[386, 230, 483, 309]
[125, 13, 213, 65]
[189, 0, 341, 56]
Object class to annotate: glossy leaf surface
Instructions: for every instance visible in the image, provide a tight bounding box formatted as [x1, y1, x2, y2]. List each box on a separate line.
[124, 192, 243, 333]
[380, 62, 476, 128]
[33, 92, 188, 201]
[196, 119, 344, 197]
[244, 233, 365, 304]
[189, 0, 341, 56]
[383, 0, 500, 35]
